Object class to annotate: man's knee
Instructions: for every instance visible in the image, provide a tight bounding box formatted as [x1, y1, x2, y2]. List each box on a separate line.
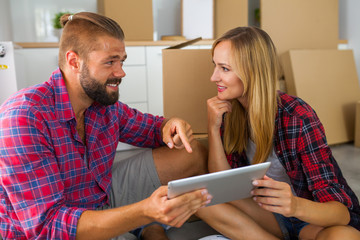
[190, 139, 208, 174]
[152, 138, 209, 184]
[192, 138, 208, 156]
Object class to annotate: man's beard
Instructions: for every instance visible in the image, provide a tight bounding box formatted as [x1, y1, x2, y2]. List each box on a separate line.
[80, 63, 121, 106]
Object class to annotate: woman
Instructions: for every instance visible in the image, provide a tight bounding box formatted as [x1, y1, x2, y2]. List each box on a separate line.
[196, 26, 360, 240]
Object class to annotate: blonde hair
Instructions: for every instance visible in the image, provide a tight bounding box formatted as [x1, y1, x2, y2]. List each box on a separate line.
[58, 12, 125, 69]
[213, 27, 280, 164]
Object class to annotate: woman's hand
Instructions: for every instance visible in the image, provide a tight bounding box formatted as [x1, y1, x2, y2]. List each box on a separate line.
[251, 175, 299, 217]
[207, 96, 232, 132]
[251, 175, 352, 227]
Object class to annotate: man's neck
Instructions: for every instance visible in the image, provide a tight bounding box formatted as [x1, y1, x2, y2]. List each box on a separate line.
[63, 71, 93, 118]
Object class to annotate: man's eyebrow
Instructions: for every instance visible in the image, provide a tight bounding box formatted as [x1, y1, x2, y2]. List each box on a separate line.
[106, 54, 127, 61]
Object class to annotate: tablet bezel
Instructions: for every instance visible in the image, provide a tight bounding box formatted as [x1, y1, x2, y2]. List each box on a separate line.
[167, 162, 271, 206]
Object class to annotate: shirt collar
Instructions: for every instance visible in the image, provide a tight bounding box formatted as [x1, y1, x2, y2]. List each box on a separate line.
[51, 68, 76, 122]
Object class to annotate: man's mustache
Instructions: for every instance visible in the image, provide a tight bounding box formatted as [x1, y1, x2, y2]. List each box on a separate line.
[106, 78, 122, 85]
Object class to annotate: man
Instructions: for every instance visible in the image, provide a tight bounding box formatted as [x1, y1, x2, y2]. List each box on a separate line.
[0, 12, 211, 240]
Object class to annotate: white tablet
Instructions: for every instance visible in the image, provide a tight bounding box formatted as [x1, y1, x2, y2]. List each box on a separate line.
[167, 162, 271, 206]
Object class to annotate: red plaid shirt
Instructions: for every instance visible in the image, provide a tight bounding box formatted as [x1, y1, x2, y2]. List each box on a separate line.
[224, 91, 360, 230]
[0, 69, 165, 239]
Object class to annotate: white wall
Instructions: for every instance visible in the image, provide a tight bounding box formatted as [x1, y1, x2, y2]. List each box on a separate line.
[8, 0, 97, 42]
[2, 0, 180, 42]
[0, 0, 13, 41]
[152, 0, 181, 40]
[339, 0, 360, 84]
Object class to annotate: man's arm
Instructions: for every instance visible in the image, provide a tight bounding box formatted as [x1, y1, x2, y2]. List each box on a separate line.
[76, 186, 211, 240]
[116, 103, 166, 148]
[116, 103, 195, 153]
[0, 109, 84, 239]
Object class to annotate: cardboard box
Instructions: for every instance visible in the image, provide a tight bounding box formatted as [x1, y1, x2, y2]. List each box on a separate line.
[214, 0, 248, 39]
[98, 0, 153, 41]
[281, 49, 360, 145]
[355, 101, 360, 147]
[261, 0, 338, 56]
[162, 38, 217, 133]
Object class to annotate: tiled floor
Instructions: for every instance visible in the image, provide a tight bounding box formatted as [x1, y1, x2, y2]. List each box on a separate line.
[330, 142, 360, 198]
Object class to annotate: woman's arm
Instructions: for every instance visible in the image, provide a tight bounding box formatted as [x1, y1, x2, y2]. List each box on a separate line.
[252, 176, 350, 227]
[207, 125, 231, 172]
[206, 96, 232, 172]
[294, 197, 350, 226]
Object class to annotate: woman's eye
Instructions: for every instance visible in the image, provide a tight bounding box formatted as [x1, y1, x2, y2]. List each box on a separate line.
[106, 61, 114, 65]
[222, 67, 229, 72]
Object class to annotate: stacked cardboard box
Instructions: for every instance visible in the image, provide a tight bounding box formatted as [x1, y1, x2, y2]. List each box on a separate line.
[355, 101, 360, 147]
[281, 50, 360, 145]
[214, 0, 248, 38]
[162, 39, 216, 133]
[98, 0, 248, 41]
[97, 0, 154, 41]
[261, 0, 360, 145]
[260, 0, 339, 56]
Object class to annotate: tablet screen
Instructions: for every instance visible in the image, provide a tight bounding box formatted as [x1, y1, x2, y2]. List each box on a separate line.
[167, 162, 271, 206]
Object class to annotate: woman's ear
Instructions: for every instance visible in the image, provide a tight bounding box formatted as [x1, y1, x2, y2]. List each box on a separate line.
[65, 50, 81, 72]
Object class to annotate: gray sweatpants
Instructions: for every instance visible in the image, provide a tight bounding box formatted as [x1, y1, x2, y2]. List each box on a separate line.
[101, 149, 162, 240]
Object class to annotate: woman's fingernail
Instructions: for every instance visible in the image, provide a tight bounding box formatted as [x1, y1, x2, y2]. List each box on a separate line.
[201, 190, 208, 195]
[167, 142, 173, 148]
[252, 180, 258, 185]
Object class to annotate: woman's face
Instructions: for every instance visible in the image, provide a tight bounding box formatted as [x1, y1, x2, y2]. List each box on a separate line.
[211, 40, 247, 106]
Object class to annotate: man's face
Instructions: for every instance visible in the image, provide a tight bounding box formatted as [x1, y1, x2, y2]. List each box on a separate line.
[79, 36, 127, 106]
